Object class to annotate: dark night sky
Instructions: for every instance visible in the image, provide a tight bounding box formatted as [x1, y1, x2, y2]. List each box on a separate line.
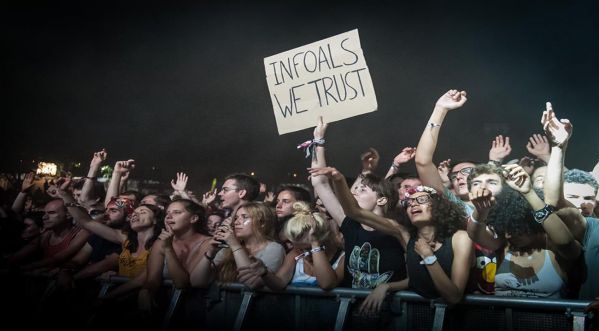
[2, 0, 598, 191]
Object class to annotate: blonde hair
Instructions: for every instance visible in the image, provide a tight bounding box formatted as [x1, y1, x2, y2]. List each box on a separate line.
[284, 201, 330, 244]
[218, 202, 277, 283]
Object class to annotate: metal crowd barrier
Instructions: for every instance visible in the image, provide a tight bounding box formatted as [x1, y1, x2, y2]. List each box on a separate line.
[96, 275, 183, 331]
[202, 284, 593, 331]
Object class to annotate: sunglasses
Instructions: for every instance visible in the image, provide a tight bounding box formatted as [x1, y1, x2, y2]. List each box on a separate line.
[449, 167, 474, 181]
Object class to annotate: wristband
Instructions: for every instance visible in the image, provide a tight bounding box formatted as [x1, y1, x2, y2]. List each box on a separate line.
[468, 215, 479, 224]
[231, 247, 243, 254]
[532, 204, 556, 224]
[83, 176, 97, 181]
[420, 255, 438, 265]
[428, 122, 441, 129]
[204, 252, 215, 261]
[310, 245, 325, 254]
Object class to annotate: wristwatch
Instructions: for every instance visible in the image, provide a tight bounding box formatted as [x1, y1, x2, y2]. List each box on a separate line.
[420, 255, 438, 265]
[533, 204, 556, 224]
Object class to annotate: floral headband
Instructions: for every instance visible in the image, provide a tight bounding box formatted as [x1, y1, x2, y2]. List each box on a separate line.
[405, 185, 438, 199]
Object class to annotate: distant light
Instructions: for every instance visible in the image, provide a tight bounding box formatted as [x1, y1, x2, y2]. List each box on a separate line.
[74, 163, 81, 168]
[250, 172, 255, 176]
[292, 173, 297, 178]
[36, 162, 57, 176]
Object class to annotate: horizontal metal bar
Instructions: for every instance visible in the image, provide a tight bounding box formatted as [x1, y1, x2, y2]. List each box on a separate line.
[216, 283, 592, 311]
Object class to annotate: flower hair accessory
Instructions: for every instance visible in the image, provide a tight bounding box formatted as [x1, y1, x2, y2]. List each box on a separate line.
[405, 185, 438, 198]
[297, 138, 325, 159]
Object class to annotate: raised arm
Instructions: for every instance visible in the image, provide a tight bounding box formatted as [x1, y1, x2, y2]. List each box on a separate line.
[385, 147, 416, 179]
[308, 117, 346, 227]
[488, 135, 512, 165]
[504, 162, 581, 260]
[59, 190, 125, 244]
[104, 160, 134, 207]
[11, 172, 36, 214]
[415, 90, 468, 193]
[467, 187, 504, 251]
[309, 167, 409, 248]
[80, 149, 106, 204]
[171, 172, 192, 200]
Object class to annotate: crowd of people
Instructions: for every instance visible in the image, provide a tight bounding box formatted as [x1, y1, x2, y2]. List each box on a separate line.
[1, 90, 598, 329]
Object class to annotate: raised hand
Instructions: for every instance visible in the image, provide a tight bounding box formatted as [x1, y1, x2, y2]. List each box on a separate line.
[489, 135, 512, 162]
[469, 187, 496, 218]
[263, 191, 275, 204]
[526, 134, 550, 160]
[114, 160, 135, 175]
[435, 89, 468, 111]
[313, 116, 328, 140]
[437, 159, 451, 185]
[518, 156, 535, 175]
[393, 147, 416, 165]
[308, 167, 344, 181]
[21, 172, 36, 193]
[90, 148, 107, 169]
[541, 102, 573, 148]
[202, 189, 217, 206]
[502, 164, 531, 193]
[361, 148, 380, 173]
[171, 172, 189, 192]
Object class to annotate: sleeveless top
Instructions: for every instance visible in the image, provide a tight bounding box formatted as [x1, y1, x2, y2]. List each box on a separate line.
[494, 249, 565, 298]
[406, 236, 453, 298]
[163, 237, 210, 278]
[290, 250, 345, 287]
[42, 225, 83, 259]
[118, 239, 150, 278]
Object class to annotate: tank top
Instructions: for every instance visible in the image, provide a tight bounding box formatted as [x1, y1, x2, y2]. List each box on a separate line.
[406, 236, 453, 298]
[118, 239, 150, 278]
[290, 250, 345, 287]
[494, 249, 564, 298]
[42, 225, 83, 259]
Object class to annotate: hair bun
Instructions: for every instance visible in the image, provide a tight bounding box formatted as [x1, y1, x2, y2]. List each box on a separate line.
[292, 201, 311, 215]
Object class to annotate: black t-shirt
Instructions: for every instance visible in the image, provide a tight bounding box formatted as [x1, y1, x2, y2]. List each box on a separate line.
[406, 236, 453, 298]
[340, 216, 407, 288]
[88, 234, 122, 263]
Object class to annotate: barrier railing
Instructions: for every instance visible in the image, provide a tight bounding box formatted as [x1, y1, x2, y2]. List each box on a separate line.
[205, 284, 592, 331]
[2, 271, 593, 331]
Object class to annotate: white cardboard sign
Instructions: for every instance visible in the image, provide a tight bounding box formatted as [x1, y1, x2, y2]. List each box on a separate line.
[264, 29, 378, 135]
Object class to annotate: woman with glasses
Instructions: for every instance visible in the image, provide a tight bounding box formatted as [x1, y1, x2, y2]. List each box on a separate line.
[312, 166, 474, 304]
[236, 201, 344, 290]
[190, 201, 285, 289]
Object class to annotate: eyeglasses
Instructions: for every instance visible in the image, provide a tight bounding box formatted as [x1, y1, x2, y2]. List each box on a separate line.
[220, 187, 238, 193]
[449, 167, 474, 181]
[402, 195, 432, 208]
